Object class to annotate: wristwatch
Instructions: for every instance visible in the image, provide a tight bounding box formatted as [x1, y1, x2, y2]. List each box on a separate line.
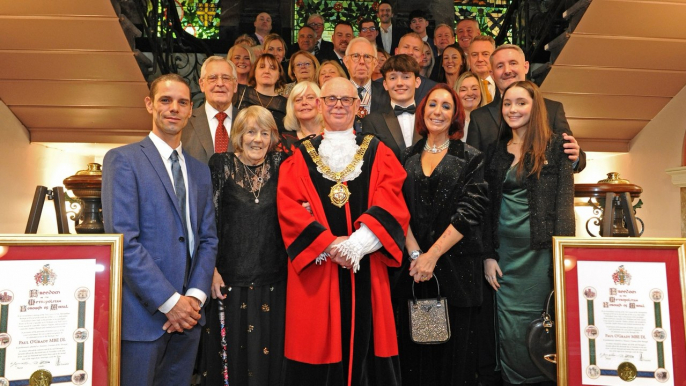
[409, 250, 422, 260]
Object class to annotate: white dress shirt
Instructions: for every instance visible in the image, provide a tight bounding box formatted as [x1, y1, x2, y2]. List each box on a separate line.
[391, 102, 416, 147]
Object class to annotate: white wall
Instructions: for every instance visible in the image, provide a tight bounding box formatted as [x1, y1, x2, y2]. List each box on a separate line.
[0, 101, 93, 234]
[573, 86, 686, 238]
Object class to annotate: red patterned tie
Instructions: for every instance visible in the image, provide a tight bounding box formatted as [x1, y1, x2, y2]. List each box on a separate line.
[215, 111, 229, 153]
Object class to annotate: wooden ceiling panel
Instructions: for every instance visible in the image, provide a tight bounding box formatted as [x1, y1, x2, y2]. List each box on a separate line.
[0, 51, 144, 82]
[576, 0, 686, 39]
[555, 35, 686, 71]
[541, 66, 686, 97]
[30, 128, 148, 144]
[542, 93, 670, 120]
[566, 119, 647, 139]
[0, 80, 149, 107]
[12, 106, 150, 130]
[0, 17, 130, 52]
[0, 1, 115, 17]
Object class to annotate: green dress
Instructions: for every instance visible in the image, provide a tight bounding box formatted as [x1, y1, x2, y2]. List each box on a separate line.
[495, 166, 553, 384]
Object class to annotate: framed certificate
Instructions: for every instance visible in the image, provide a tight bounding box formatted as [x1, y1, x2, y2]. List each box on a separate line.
[0, 235, 122, 386]
[553, 237, 686, 385]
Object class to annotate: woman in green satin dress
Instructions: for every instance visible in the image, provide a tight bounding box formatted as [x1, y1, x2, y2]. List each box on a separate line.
[482, 81, 575, 385]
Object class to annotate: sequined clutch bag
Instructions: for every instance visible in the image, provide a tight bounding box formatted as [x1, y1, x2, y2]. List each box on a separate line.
[407, 276, 451, 344]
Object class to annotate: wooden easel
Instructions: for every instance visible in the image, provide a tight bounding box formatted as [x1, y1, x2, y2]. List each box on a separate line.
[25, 186, 70, 234]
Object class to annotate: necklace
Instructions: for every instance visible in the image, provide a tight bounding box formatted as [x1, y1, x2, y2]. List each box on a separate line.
[303, 135, 373, 208]
[256, 91, 275, 109]
[242, 160, 267, 204]
[423, 139, 450, 154]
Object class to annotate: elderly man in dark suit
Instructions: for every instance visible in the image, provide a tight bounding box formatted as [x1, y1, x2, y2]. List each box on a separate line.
[469, 43, 584, 386]
[362, 54, 422, 161]
[181, 56, 238, 164]
[102, 73, 218, 386]
[344, 37, 391, 116]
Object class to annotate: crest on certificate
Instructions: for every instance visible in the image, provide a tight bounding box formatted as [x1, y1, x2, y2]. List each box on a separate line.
[611, 265, 631, 285]
[34, 264, 57, 286]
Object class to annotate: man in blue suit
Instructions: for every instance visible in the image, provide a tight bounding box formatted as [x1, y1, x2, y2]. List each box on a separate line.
[102, 73, 218, 386]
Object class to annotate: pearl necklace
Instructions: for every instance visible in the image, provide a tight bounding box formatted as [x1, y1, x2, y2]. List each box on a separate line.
[242, 160, 266, 204]
[423, 139, 450, 154]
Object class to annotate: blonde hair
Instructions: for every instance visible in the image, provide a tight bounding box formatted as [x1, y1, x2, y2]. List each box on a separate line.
[284, 81, 323, 132]
[316, 60, 347, 87]
[454, 71, 488, 108]
[230, 106, 281, 153]
[228, 44, 255, 65]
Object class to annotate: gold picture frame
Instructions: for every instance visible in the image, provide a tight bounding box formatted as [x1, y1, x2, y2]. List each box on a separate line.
[553, 236, 686, 385]
[0, 234, 122, 386]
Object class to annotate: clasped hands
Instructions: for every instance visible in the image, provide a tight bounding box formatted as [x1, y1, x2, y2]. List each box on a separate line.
[162, 295, 202, 334]
[326, 236, 352, 269]
[409, 250, 438, 283]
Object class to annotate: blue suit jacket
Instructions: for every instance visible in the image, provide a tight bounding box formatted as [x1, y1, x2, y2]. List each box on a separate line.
[102, 136, 218, 342]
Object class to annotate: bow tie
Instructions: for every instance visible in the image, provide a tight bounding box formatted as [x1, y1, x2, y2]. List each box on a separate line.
[394, 104, 416, 116]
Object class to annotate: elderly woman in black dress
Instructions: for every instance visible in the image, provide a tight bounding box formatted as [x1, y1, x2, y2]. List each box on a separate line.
[397, 83, 488, 385]
[201, 105, 287, 386]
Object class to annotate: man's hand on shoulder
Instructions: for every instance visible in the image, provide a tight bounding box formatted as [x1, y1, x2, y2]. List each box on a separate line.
[162, 295, 201, 333]
[562, 133, 580, 162]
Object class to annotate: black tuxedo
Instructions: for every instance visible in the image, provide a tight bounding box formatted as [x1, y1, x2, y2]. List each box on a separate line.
[246, 32, 262, 45]
[467, 92, 586, 172]
[361, 110, 420, 161]
[376, 25, 405, 54]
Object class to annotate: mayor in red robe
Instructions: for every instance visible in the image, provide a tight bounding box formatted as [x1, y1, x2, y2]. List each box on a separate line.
[277, 77, 409, 386]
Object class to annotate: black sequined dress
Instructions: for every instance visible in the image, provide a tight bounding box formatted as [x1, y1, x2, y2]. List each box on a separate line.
[396, 139, 488, 385]
[201, 151, 287, 386]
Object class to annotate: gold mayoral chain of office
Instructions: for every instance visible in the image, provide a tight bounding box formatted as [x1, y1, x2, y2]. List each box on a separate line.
[303, 135, 373, 208]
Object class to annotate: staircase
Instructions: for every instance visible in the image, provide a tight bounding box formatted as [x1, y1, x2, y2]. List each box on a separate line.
[538, 0, 686, 152]
[0, 0, 150, 144]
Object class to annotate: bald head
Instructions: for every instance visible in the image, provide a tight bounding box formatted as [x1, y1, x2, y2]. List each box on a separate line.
[319, 77, 360, 131]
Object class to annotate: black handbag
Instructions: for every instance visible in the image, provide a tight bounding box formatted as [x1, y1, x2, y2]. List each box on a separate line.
[407, 276, 451, 344]
[526, 290, 557, 381]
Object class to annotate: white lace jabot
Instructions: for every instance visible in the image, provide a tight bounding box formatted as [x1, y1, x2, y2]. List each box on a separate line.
[318, 128, 363, 182]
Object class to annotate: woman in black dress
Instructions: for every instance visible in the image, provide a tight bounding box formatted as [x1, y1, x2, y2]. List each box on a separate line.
[398, 83, 488, 385]
[201, 105, 287, 386]
[235, 53, 288, 133]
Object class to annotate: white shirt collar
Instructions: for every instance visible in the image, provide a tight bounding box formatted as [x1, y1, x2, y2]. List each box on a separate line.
[149, 132, 183, 161]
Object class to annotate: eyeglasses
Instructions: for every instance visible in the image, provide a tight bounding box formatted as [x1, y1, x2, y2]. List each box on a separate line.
[360, 27, 377, 33]
[347, 53, 377, 64]
[206, 74, 235, 84]
[294, 62, 312, 68]
[309, 23, 323, 28]
[320, 96, 357, 106]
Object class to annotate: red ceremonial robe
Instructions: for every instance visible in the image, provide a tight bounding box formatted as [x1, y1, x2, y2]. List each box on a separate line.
[277, 134, 409, 386]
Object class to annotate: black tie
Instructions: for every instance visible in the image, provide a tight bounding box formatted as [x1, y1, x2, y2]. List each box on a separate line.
[357, 86, 365, 100]
[314, 42, 320, 56]
[394, 104, 416, 116]
[170, 150, 191, 287]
